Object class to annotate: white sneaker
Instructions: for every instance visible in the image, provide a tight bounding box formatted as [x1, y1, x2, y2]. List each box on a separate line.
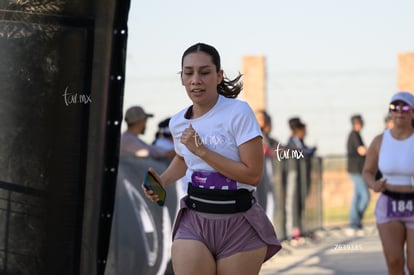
[344, 228, 356, 237]
[356, 229, 365, 237]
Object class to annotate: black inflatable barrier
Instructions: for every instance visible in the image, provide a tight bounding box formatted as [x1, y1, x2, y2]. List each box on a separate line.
[105, 156, 178, 275]
[0, 1, 131, 274]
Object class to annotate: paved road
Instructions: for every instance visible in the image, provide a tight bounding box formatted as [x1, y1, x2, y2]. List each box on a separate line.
[260, 225, 388, 275]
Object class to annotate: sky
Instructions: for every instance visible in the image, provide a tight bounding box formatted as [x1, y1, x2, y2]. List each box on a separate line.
[122, 0, 414, 156]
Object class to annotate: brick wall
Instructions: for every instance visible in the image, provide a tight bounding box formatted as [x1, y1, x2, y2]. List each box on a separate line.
[242, 55, 266, 112]
[398, 52, 414, 92]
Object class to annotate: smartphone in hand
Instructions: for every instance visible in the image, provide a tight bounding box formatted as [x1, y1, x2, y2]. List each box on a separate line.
[143, 170, 166, 206]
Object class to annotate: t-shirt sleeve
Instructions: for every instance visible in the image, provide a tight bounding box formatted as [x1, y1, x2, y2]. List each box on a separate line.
[351, 132, 363, 148]
[230, 102, 262, 146]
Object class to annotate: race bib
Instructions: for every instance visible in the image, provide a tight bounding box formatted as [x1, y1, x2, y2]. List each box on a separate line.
[387, 197, 414, 217]
[191, 171, 237, 190]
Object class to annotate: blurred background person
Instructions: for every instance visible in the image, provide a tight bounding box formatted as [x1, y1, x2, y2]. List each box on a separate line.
[346, 114, 370, 236]
[288, 117, 301, 141]
[153, 117, 175, 151]
[255, 110, 280, 222]
[255, 110, 280, 155]
[287, 120, 317, 157]
[120, 106, 175, 161]
[285, 118, 317, 243]
[152, 117, 187, 198]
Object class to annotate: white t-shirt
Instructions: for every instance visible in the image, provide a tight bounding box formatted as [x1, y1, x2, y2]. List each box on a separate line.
[169, 95, 262, 191]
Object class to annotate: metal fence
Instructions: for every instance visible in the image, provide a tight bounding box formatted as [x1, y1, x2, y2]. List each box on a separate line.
[257, 156, 323, 241]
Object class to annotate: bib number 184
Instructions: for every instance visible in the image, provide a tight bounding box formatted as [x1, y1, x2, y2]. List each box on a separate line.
[387, 198, 414, 217]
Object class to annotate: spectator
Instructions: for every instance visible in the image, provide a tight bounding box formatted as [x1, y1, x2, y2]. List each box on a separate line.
[153, 117, 176, 168]
[255, 110, 279, 222]
[153, 117, 175, 151]
[255, 110, 280, 156]
[346, 114, 370, 235]
[285, 118, 316, 242]
[120, 106, 175, 160]
[287, 120, 317, 157]
[288, 117, 302, 134]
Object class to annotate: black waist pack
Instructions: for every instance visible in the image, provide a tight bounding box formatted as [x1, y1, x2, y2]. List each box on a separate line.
[185, 183, 254, 214]
[383, 190, 414, 200]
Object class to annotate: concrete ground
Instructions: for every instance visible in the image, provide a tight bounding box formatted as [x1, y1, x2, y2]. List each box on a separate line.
[260, 224, 389, 275]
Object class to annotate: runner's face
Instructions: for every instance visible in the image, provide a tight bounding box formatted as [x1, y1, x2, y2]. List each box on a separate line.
[390, 101, 414, 125]
[181, 52, 223, 106]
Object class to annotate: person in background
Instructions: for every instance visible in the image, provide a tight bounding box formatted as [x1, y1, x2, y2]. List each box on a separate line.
[153, 117, 187, 197]
[120, 106, 175, 160]
[346, 114, 370, 236]
[142, 43, 281, 275]
[287, 117, 301, 142]
[286, 121, 317, 157]
[153, 117, 175, 151]
[284, 117, 303, 242]
[363, 91, 414, 275]
[255, 110, 279, 222]
[255, 110, 280, 156]
[285, 118, 316, 242]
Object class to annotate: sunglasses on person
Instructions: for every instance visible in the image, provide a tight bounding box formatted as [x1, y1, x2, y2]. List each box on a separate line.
[389, 103, 411, 113]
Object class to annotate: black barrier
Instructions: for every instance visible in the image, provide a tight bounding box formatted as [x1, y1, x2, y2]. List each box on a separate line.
[0, 1, 131, 275]
[105, 156, 179, 275]
[0, 4, 94, 274]
[96, 0, 131, 273]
